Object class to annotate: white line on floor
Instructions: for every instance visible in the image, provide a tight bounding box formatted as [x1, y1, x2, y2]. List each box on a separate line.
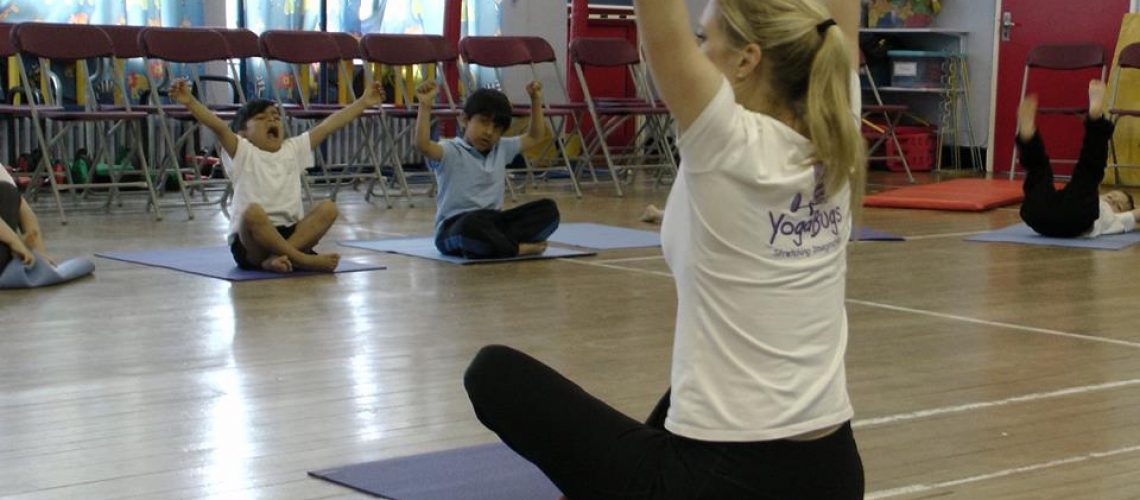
[592, 255, 665, 264]
[577, 262, 1140, 348]
[847, 299, 1140, 349]
[866, 443, 1140, 499]
[560, 257, 673, 278]
[854, 378, 1140, 429]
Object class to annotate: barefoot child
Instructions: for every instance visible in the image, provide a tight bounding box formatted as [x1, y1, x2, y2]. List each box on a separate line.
[1017, 80, 1140, 238]
[171, 79, 384, 272]
[414, 80, 560, 259]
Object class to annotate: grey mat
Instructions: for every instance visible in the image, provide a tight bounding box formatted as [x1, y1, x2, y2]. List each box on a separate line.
[0, 254, 94, 289]
[965, 223, 1140, 250]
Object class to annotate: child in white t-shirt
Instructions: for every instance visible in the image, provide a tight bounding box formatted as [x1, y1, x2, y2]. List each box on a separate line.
[171, 79, 384, 272]
[1016, 80, 1140, 238]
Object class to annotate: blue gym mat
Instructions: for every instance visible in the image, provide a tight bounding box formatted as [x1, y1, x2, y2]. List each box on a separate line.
[308, 442, 560, 500]
[0, 254, 95, 289]
[547, 222, 661, 249]
[339, 237, 594, 264]
[965, 223, 1140, 250]
[95, 246, 385, 280]
[853, 227, 905, 241]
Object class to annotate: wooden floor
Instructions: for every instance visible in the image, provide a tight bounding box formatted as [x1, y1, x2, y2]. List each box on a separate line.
[3, 170, 1139, 499]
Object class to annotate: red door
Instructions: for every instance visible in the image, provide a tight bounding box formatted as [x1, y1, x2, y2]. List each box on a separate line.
[993, 0, 1130, 175]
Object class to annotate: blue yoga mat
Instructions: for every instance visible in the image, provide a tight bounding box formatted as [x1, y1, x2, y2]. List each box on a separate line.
[853, 227, 905, 241]
[339, 237, 595, 264]
[95, 246, 385, 280]
[309, 442, 560, 500]
[547, 223, 661, 249]
[0, 254, 95, 289]
[965, 223, 1140, 250]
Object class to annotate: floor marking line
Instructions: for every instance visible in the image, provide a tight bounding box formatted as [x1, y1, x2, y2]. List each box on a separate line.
[854, 378, 1140, 429]
[559, 257, 673, 278]
[866, 444, 1140, 499]
[847, 299, 1140, 349]
[591, 255, 665, 264]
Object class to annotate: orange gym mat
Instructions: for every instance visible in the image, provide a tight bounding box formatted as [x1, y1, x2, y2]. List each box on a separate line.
[864, 178, 1026, 212]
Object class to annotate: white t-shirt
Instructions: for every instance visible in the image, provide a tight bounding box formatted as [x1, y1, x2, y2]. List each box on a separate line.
[660, 78, 855, 442]
[1086, 199, 1136, 238]
[0, 166, 14, 186]
[221, 133, 313, 236]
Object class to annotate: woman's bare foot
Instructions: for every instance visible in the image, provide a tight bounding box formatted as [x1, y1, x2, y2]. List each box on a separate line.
[1017, 94, 1039, 141]
[293, 252, 340, 272]
[518, 241, 548, 256]
[260, 254, 293, 273]
[1088, 79, 1107, 120]
[640, 204, 664, 224]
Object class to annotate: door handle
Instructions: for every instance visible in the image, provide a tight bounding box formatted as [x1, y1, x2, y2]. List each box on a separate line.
[1001, 11, 1016, 42]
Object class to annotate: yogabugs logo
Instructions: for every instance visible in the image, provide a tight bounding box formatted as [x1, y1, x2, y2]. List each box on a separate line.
[767, 191, 843, 247]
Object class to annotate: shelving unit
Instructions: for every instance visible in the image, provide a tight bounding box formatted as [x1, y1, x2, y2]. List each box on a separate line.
[860, 28, 983, 170]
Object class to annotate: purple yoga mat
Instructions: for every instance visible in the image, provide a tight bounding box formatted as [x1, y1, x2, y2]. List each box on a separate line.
[309, 442, 560, 500]
[853, 226, 905, 241]
[95, 245, 385, 281]
[339, 237, 594, 264]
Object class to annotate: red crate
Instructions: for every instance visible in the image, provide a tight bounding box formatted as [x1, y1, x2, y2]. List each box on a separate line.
[886, 125, 935, 171]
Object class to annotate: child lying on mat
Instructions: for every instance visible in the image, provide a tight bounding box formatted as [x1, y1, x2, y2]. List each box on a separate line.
[414, 80, 560, 259]
[171, 79, 384, 272]
[0, 165, 52, 268]
[1017, 80, 1140, 238]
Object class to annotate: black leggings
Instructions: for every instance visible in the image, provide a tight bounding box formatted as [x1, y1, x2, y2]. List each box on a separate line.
[435, 199, 560, 259]
[0, 182, 22, 269]
[1018, 118, 1115, 237]
[464, 345, 865, 500]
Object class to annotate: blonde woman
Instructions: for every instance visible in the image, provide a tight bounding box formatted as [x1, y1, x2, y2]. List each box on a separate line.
[463, 0, 867, 497]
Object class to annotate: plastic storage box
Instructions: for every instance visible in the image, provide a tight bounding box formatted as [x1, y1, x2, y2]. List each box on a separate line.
[886, 125, 936, 171]
[888, 50, 953, 89]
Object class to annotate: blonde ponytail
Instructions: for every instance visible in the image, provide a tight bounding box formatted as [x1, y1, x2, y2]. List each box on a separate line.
[807, 25, 866, 216]
[717, 0, 867, 215]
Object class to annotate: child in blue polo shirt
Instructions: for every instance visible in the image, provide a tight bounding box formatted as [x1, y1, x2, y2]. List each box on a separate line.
[414, 80, 560, 259]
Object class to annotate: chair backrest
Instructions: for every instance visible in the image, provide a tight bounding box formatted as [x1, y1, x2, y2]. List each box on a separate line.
[1118, 42, 1140, 70]
[359, 34, 456, 65]
[139, 27, 230, 63]
[99, 25, 145, 59]
[0, 23, 16, 58]
[460, 36, 531, 67]
[11, 22, 114, 60]
[259, 30, 341, 64]
[213, 28, 260, 59]
[569, 37, 640, 67]
[329, 32, 361, 60]
[1027, 43, 1105, 70]
[522, 37, 557, 64]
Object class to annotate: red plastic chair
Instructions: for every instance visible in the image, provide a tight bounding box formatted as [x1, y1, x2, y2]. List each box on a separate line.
[138, 27, 244, 214]
[569, 37, 676, 196]
[259, 30, 388, 202]
[360, 33, 463, 203]
[11, 22, 161, 223]
[1107, 43, 1140, 185]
